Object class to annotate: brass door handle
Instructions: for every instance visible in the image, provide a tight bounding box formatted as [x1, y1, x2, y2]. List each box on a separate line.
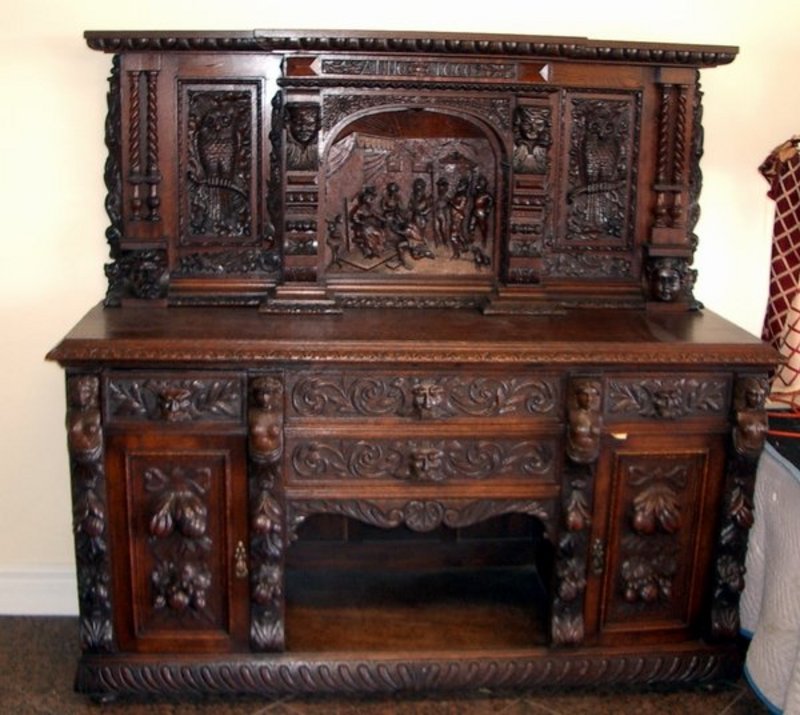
[234, 540, 248, 579]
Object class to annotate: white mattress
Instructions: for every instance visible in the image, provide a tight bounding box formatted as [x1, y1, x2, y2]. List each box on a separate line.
[741, 442, 800, 714]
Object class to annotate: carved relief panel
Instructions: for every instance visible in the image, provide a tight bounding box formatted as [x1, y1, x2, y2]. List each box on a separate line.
[106, 433, 248, 652]
[178, 83, 259, 245]
[544, 92, 639, 283]
[321, 107, 501, 284]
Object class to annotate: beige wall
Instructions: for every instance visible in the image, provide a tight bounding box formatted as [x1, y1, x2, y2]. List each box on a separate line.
[1, 0, 797, 612]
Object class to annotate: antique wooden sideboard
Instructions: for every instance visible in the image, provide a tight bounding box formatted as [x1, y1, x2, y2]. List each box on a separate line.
[47, 30, 777, 701]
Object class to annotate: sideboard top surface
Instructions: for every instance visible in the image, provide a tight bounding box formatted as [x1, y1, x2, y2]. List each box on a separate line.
[47, 304, 775, 367]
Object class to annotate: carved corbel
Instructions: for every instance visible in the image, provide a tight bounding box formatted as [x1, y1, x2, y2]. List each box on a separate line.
[566, 378, 603, 464]
[645, 256, 697, 305]
[732, 375, 768, 459]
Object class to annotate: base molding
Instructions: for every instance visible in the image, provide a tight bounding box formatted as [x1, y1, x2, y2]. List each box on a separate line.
[76, 644, 744, 699]
[0, 567, 77, 615]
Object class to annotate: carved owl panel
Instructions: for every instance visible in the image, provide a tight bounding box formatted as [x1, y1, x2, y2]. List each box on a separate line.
[179, 83, 260, 246]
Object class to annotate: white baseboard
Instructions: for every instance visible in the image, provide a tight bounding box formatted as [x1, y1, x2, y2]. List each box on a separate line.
[0, 566, 78, 615]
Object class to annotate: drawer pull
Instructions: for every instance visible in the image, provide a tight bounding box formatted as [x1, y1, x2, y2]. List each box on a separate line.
[234, 541, 248, 579]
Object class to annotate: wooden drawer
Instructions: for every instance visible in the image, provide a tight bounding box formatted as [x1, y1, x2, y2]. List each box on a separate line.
[602, 374, 731, 423]
[285, 370, 561, 423]
[285, 433, 558, 486]
[103, 372, 246, 426]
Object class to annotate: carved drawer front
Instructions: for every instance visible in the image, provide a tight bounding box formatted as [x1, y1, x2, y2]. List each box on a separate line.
[603, 374, 730, 422]
[285, 435, 558, 486]
[104, 373, 245, 425]
[285, 371, 561, 423]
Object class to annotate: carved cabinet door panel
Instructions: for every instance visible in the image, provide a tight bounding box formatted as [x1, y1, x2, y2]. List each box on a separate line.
[585, 432, 726, 645]
[106, 432, 249, 653]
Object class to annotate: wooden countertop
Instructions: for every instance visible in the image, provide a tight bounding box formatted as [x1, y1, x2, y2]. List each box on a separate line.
[47, 304, 777, 369]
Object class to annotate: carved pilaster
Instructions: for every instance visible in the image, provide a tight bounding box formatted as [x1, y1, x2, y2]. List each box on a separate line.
[247, 375, 286, 651]
[710, 375, 767, 638]
[554, 377, 601, 646]
[552, 472, 593, 646]
[66, 374, 115, 653]
[649, 77, 700, 309]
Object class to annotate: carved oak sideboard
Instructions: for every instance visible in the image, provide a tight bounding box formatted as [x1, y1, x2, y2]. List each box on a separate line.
[47, 30, 777, 701]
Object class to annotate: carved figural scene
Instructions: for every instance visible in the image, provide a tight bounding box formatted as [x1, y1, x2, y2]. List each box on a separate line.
[324, 110, 497, 276]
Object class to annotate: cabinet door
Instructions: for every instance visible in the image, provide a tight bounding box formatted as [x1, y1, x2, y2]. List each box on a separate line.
[585, 432, 725, 645]
[106, 432, 249, 653]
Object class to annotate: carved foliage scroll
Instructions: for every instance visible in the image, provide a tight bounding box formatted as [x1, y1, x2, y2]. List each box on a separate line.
[289, 438, 555, 483]
[607, 376, 728, 420]
[66, 375, 114, 653]
[180, 84, 258, 244]
[288, 499, 553, 538]
[247, 375, 286, 652]
[288, 373, 559, 420]
[106, 375, 244, 424]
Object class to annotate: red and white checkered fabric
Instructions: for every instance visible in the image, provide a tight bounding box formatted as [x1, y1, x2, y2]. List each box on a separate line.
[761, 138, 800, 408]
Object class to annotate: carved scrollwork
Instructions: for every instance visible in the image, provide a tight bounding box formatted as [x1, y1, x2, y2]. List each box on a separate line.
[66, 375, 114, 653]
[106, 376, 244, 423]
[290, 438, 554, 483]
[288, 373, 558, 420]
[175, 248, 280, 276]
[105, 248, 168, 303]
[288, 499, 552, 538]
[607, 376, 727, 420]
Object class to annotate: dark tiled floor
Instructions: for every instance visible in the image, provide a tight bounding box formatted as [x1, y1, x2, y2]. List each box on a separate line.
[0, 617, 768, 714]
